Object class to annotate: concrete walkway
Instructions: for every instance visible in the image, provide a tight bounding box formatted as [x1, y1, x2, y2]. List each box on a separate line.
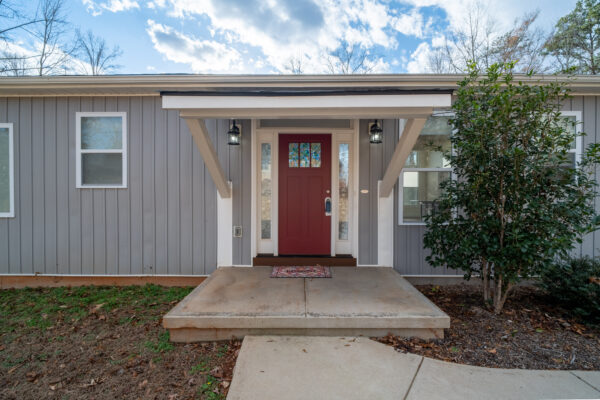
[226, 336, 600, 400]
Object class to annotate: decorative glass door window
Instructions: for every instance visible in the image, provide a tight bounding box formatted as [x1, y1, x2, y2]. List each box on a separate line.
[76, 112, 127, 188]
[288, 142, 322, 168]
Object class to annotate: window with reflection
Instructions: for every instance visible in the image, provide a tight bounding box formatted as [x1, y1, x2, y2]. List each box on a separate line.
[401, 116, 452, 223]
[260, 143, 272, 239]
[338, 143, 349, 240]
[77, 113, 127, 188]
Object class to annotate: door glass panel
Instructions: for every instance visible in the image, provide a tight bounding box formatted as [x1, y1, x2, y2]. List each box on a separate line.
[82, 153, 123, 185]
[0, 128, 10, 213]
[81, 116, 123, 150]
[288, 143, 298, 167]
[299, 142, 310, 167]
[260, 143, 271, 239]
[311, 143, 321, 167]
[338, 143, 349, 240]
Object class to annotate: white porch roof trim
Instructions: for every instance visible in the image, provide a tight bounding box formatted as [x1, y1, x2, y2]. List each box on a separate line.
[162, 93, 451, 119]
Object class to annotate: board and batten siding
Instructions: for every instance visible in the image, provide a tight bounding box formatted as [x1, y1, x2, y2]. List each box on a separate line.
[0, 96, 246, 276]
[391, 96, 600, 275]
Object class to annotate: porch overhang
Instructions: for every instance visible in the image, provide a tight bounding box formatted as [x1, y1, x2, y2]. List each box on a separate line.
[163, 89, 452, 201]
[161, 89, 451, 119]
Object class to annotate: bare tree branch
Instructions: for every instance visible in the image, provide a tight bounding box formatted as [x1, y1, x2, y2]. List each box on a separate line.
[325, 40, 377, 74]
[76, 29, 122, 75]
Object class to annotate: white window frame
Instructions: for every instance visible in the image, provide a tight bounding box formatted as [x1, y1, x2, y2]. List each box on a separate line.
[0, 123, 14, 218]
[561, 111, 583, 168]
[76, 112, 127, 189]
[398, 114, 453, 226]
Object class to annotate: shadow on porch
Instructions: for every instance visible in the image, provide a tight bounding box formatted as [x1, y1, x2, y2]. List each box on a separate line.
[162, 267, 450, 342]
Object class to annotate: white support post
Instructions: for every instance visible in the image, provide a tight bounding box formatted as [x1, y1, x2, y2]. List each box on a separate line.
[377, 181, 394, 267]
[183, 117, 232, 198]
[217, 181, 233, 267]
[379, 118, 428, 197]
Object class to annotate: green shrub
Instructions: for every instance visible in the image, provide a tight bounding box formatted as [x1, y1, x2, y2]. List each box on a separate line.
[538, 257, 600, 324]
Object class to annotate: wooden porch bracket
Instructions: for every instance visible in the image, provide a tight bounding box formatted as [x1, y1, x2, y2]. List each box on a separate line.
[379, 118, 428, 198]
[183, 117, 232, 198]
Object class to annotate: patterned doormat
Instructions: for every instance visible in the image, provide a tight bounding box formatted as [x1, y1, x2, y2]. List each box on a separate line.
[270, 266, 332, 278]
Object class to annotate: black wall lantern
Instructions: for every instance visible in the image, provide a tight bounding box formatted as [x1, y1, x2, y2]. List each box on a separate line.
[227, 119, 241, 145]
[369, 120, 383, 144]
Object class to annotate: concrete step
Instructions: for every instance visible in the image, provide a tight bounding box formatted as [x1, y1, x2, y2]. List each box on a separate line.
[163, 267, 450, 342]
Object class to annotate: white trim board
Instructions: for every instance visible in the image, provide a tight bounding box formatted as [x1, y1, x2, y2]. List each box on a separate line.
[0, 123, 14, 218]
[251, 120, 359, 259]
[217, 182, 233, 267]
[163, 94, 451, 112]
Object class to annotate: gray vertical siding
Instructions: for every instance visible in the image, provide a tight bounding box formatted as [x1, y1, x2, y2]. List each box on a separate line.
[568, 96, 599, 259]
[0, 96, 220, 275]
[1, 95, 597, 277]
[358, 119, 398, 265]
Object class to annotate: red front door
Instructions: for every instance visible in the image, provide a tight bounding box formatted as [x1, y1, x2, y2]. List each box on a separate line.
[279, 134, 331, 255]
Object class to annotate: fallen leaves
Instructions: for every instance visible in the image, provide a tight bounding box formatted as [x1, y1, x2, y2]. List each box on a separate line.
[376, 285, 600, 370]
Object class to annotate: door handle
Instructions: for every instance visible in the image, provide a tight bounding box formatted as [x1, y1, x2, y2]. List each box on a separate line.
[324, 197, 332, 216]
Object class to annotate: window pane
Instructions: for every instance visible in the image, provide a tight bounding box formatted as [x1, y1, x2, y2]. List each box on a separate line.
[338, 143, 349, 240]
[82, 153, 123, 185]
[288, 143, 298, 167]
[81, 116, 123, 150]
[559, 115, 577, 150]
[260, 143, 272, 239]
[311, 143, 321, 168]
[406, 116, 452, 168]
[0, 128, 10, 213]
[403, 171, 451, 223]
[300, 143, 310, 167]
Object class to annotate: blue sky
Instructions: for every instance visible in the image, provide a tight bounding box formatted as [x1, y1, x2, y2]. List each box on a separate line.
[17, 0, 577, 74]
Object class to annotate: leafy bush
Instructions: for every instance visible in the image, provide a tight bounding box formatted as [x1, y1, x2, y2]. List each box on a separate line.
[538, 257, 600, 323]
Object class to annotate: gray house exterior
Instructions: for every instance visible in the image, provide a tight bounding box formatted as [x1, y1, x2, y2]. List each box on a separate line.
[0, 74, 598, 282]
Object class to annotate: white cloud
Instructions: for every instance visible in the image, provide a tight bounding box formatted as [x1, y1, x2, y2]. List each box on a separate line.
[146, 20, 243, 73]
[146, 0, 425, 73]
[391, 8, 429, 39]
[83, 0, 140, 16]
[406, 42, 433, 73]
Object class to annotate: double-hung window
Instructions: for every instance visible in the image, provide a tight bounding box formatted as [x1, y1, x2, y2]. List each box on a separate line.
[76, 112, 127, 188]
[399, 116, 452, 224]
[0, 123, 14, 217]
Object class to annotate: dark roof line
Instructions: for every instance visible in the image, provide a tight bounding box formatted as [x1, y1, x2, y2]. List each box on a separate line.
[159, 88, 455, 97]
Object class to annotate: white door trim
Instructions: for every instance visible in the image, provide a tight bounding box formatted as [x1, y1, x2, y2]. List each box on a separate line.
[251, 120, 359, 259]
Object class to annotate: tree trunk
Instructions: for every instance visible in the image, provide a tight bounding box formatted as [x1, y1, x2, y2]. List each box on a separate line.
[482, 260, 491, 304]
[493, 274, 503, 313]
[492, 274, 512, 313]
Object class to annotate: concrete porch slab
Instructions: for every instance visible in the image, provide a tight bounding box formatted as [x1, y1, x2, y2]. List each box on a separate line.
[163, 267, 450, 341]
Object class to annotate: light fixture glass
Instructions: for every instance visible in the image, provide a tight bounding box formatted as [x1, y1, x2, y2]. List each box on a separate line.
[369, 120, 383, 144]
[227, 119, 241, 145]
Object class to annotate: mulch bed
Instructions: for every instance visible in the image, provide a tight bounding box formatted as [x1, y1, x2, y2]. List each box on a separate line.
[377, 284, 600, 370]
[0, 286, 241, 399]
